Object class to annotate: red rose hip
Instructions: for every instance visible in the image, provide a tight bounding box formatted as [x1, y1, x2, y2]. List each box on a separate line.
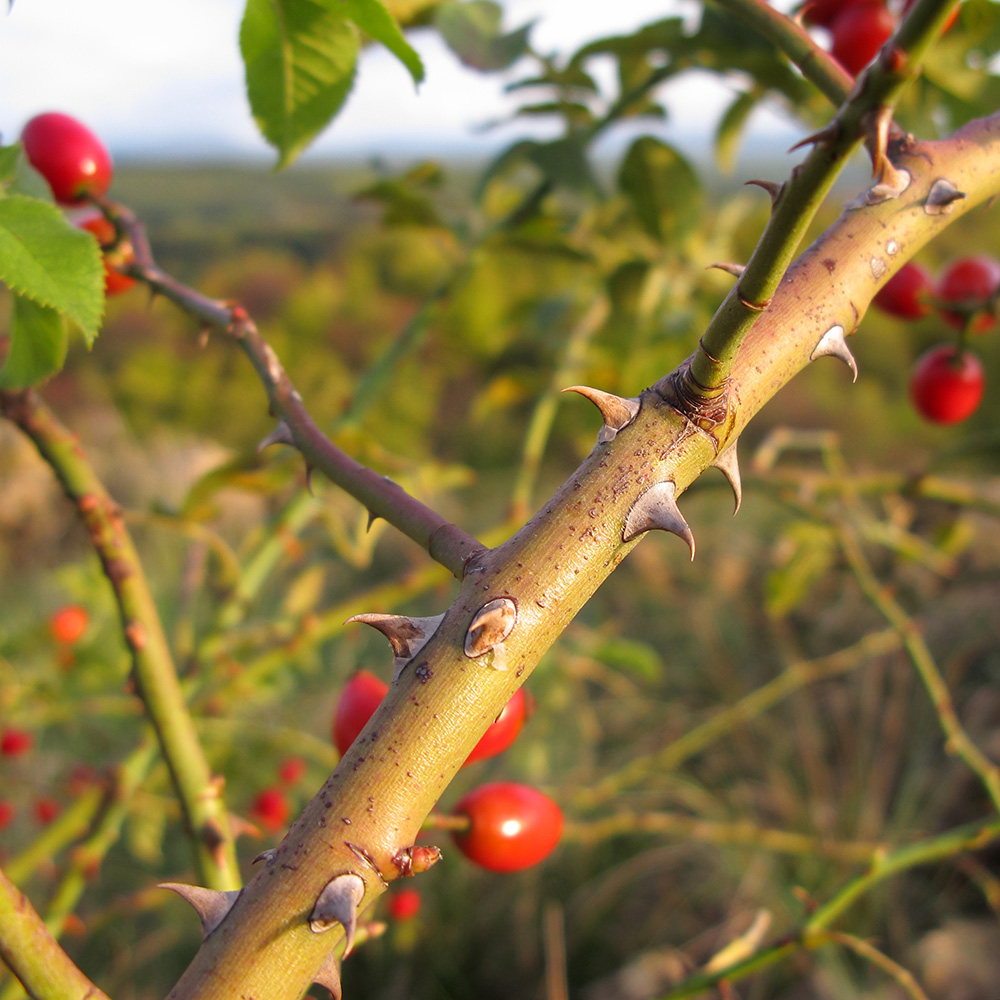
[909, 344, 985, 424]
[251, 786, 290, 832]
[463, 687, 527, 766]
[21, 112, 113, 205]
[388, 887, 422, 921]
[49, 605, 89, 645]
[936, 255, 1000, 333]
[332, 670, 389, 755]
[76, 213, 137, 296]
[874, 261, 933, 319]
[1, 728, 33, 757]
[452, 782, 563, 872]
[830, 3, 895, 77]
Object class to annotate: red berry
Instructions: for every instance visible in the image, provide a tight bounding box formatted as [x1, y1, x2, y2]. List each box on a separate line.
[278, 756, 307, 786]
[802, 0, 869, 29]
[76, 213, 137, 296]
[830, 3, 896, 76]
[452, 782, 563, 873]
[902, 0, 959, 33]
[463, 687, 527, 766]
[21, 112, 113, 206]
[1, 728, 33, 757]
[909, 344, 985, 424]
[48, 605, 88, 645]
[0, 800, 14, 830]
[34, 797, 61, 825]
[874, 261, 933, 319]
[936, 255, 1000, 333]
[388, 887, 422, 921]
[332, 670, 389, 755]
[251, 786, 290, 833]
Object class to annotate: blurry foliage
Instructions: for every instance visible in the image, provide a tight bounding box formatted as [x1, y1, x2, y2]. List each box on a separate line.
[3, 2, 1000, 999]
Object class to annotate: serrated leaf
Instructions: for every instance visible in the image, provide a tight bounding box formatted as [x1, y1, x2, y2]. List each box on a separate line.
[0, 295, 68, 388]
[434, 0, 533, 71]
[0, 195, 103, 340]
[343, 0, 423, 83]
[240, 0, 360, 168]
[618, 137, 701, 244]
[715, 90, 759, 174]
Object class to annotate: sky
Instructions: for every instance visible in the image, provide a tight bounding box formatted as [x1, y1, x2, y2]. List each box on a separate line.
[0, 0, 800, 163]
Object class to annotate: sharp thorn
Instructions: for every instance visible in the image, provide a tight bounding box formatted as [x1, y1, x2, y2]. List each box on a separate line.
[305, 464, 315, 495]
[810, 325, 858, 382]
[252, 848, 277, 865]
[562, 386, 640, 443]
[788, 123, 837, 154]
[366, 509, 378, 532]
[711, 441, 743, 514]
[314, 953, 343, 1000]
[744, 179, 783, 205]
[346, 612, 445, 680]
[257, 420, 295, 453]
[310, 873, 365, 956]
[924, 178, 966, 215]
[464, 598, 518, 660]
[708, 262, 746, 278]
[159, 883, 241, 939]
[622, 481, 696, 559]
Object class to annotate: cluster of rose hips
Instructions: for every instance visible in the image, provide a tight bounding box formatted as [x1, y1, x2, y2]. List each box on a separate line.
[333, 670, 562, 874]
[19, 111, 136, 297]
[801, 0, 958, 77]
[0, 606, 93, 830]
[873, 256, 996, 424]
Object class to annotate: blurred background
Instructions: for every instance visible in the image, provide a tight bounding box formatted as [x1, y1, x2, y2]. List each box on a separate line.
[2, 2, 1000, 999]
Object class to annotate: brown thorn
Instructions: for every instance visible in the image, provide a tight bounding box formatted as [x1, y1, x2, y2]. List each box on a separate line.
[622, 481, 696, 559]
[708, 262, 746, 279]
[744, 179, 783, 205]
[464, 598, 518, 662]
[257, 421, 295, 453]
[314, 953, 342, 1000]
[710, 441, 742, 515]
[562, 386, 641, 444]
[159, 883, 241, 939]
[346, 612, 445, 679]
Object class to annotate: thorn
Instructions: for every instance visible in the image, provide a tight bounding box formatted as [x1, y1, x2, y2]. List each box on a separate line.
[314, 953, 342, 1000]
[366, 509, 378, 532]
[305, 464, 315, 495]
[867, 105, 893, 179]
[159, 883, 241, 939]
[711, 441, 742, 514]
[810, 325, 858, 382]
[562, 386, 641, 444]
[197, 326, 211, 349]
[310, 873, 365, 956]
[252, 848, 276, 865]
[346, 612, 445, 680]
[708, 262, 746, 278]
[744, 179, 783, 205]
[788, 122, 838, 154]
[257, 420, 295, 453]
[464, 598, 518, 662]
[924, 178, 966, 215]
[622, 481, 696, 559]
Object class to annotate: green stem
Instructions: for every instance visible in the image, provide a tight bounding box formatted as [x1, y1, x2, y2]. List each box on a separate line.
[838, 525, 1000, 813]
[0, 866, 111, 1000]
[0, 391, 240, 890]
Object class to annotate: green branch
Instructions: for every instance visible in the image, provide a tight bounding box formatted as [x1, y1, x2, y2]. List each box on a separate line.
[0, 390, 240, 891]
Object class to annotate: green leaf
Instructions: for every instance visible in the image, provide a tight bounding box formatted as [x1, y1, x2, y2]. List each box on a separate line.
[434, 0, 533, 71]
[617, 137, 702, 244]
[715, 90, 759, 174]
[343, 0, 424, 83]
[0, 143, 21, 189]
[0, 295, 68, 389]
[0, 195, 103, 341]
[240, 0, 360, 168]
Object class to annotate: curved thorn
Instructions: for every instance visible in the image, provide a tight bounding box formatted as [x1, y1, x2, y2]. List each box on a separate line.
[159, 883, 241, 939]
[562, 386, 641, 443]
[346, 612, 445, 679]
[708, 261, 746, 278]
[711, 441, 742, 514]
[744, 179, 783, 205]
[252, 848, 276, 865]
[810, 325, 858, 382]
[305, 464, 316, 495]
[622, 481, 696, 559]
[464, 598, 518, 660]
[314, 953, 342, 1000]
[257, 421, 295, 453]
[925, 178, 966, 215]
[310, 873, 365, 956]
[366, 509, 378, 532]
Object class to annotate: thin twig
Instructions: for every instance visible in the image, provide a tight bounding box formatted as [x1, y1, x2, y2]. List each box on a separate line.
[824, 931, 932, 1000]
